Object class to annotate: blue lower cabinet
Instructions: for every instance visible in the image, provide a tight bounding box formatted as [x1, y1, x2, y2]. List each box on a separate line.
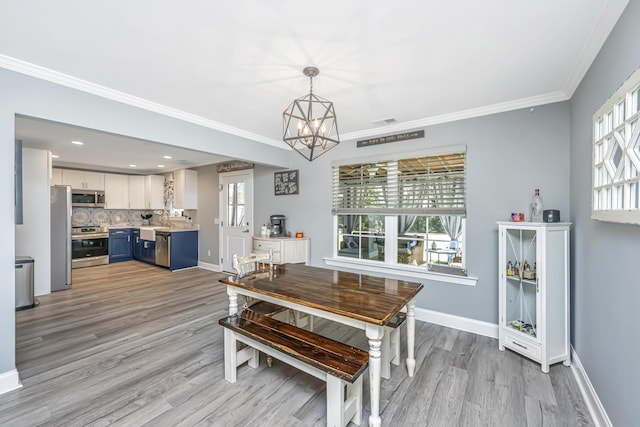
[109, 228, 132, 263]
[132, 229, 155, 264]
[170, 230, 198, 271]
[140, 240, 156, 265]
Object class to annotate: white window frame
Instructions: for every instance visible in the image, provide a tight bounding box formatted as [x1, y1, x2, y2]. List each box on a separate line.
[592, 66, 640, 224]
[325, 146, 477, 286]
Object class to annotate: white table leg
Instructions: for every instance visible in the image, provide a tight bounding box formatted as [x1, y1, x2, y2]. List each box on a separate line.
[227, 287, 239, 315]
[380, 332, 391, 380]
[366, 324, 384, 427]
[406, 298, 416, 377]
[223, 329, 237, 383]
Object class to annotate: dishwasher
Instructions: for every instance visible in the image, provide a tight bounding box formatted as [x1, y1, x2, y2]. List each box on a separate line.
[155, 232, 170, 267]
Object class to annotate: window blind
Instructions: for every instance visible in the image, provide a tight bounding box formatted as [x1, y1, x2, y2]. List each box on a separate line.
[332, 151, 466, 215]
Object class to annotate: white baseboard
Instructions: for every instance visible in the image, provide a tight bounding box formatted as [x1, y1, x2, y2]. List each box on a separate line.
[570, 347, 612, 427]
[0, 369, 22, 395]
[198, 261, 222, 272]
[415, 307, 498, 339]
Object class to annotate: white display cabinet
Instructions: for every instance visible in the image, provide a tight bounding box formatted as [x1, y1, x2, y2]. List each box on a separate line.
[497, 222, 571, 373]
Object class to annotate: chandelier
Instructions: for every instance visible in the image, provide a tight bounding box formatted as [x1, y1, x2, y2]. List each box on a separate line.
[282, 66, 339, 161]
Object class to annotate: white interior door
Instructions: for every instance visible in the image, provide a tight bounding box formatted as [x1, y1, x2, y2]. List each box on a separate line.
[220, 170, 253, 272]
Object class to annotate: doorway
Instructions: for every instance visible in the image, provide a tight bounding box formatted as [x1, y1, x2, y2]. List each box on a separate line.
[219, 170, 254, 272]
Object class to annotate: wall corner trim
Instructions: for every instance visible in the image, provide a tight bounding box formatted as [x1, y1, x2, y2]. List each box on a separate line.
[0, 369, 22, 396]
[570, 347, 612, 427]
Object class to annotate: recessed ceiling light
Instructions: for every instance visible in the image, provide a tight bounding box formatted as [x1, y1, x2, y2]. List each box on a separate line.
[129, 164, 137, 168]
[163, 155, 172, 159]
[157, 164, 165, 168]
[51, 154, 59, 158]
[71, 140, 84, 145]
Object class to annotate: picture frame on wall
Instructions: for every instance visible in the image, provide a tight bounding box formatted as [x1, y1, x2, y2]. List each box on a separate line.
[274, 170, 299, 195]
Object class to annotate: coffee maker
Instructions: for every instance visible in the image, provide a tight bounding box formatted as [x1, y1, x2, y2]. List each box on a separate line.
[270, 214, 286, 237]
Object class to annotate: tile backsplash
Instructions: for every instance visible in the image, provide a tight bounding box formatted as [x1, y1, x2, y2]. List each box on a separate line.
[72, 208, 155, 226]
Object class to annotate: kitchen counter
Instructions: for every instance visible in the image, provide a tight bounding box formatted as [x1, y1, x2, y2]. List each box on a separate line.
[146, 226, 199, 233]
[104, 224, 199, 232]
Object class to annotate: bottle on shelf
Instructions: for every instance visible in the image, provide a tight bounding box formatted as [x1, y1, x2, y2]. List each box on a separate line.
[531, 188, 543, 222]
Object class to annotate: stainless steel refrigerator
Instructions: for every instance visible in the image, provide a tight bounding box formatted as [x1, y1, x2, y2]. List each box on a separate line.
[51, 185, 72, 291]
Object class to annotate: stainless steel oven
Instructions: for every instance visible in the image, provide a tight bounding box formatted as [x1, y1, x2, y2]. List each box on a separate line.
[71, 226, 109, 268]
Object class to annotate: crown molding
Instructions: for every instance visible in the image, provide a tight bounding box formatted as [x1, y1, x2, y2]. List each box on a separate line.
[0, 54, 285, 148]
[340, 90, 569, 142]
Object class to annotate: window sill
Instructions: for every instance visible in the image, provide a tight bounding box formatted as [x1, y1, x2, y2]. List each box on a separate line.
[323, 257, 478, 286]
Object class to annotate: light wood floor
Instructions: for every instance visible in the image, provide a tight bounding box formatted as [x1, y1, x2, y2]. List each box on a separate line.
[0, 261, 593, 426]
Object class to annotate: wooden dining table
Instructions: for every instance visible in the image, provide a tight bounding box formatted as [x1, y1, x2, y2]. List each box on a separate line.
[220, 263, 424, 427]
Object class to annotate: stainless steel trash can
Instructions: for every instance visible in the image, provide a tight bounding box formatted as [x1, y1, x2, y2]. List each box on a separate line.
[15, 256, 35, 311]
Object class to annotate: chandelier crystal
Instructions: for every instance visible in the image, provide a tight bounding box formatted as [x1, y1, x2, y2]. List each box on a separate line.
[283, 66, 339, 161]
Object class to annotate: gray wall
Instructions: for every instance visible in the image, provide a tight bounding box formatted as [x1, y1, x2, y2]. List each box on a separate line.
[196, 164, 220, 265]
[254, 101, 571, 324]
[569, 1, 640, 425]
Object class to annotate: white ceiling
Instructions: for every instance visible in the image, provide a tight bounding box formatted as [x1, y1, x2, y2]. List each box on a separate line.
[15, 115, 233, 175]
[1, 0, 630, 172]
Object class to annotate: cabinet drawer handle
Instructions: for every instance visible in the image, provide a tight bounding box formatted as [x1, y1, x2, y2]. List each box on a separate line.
[513, 341, 528, 350]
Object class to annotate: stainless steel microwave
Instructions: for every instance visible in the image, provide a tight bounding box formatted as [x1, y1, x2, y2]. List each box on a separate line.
[71, 190, 105, 207]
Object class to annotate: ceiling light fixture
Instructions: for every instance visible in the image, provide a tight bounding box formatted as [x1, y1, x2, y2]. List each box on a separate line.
[282, 66, 339, 161]
[71, 140, 84, 145]
[129, 164, 137, 168]
[157, 164, 165, 168]
[163, 155, 172, 159]
[51, 154, 59, 158]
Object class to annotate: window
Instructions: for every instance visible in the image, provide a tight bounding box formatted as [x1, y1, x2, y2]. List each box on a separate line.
[592, 66, 640, 224]
[227, 182, 246, 227]
[331, 146, 468, 278]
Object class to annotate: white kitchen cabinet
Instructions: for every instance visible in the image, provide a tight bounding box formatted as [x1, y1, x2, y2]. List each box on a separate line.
[174, 169, 197, 209]
[145, 175, 165, 210]
[51, 168, 63, 186]
[104, 173, 129, 209]
[128, 175, 146, 209]
[252, 237, 310, 265]
[497, 222, 571, 373]
[62, 169, 104, 190]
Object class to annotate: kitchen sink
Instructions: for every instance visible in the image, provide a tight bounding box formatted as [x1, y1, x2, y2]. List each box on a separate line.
[139, 227, 156, 241]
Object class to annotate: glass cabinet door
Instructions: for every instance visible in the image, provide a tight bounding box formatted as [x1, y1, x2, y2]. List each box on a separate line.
[504, 228, 539, 340]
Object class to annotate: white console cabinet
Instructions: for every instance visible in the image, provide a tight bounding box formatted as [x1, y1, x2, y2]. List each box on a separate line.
[497, 222, 571, 372]
[252, 237, 310, 265]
